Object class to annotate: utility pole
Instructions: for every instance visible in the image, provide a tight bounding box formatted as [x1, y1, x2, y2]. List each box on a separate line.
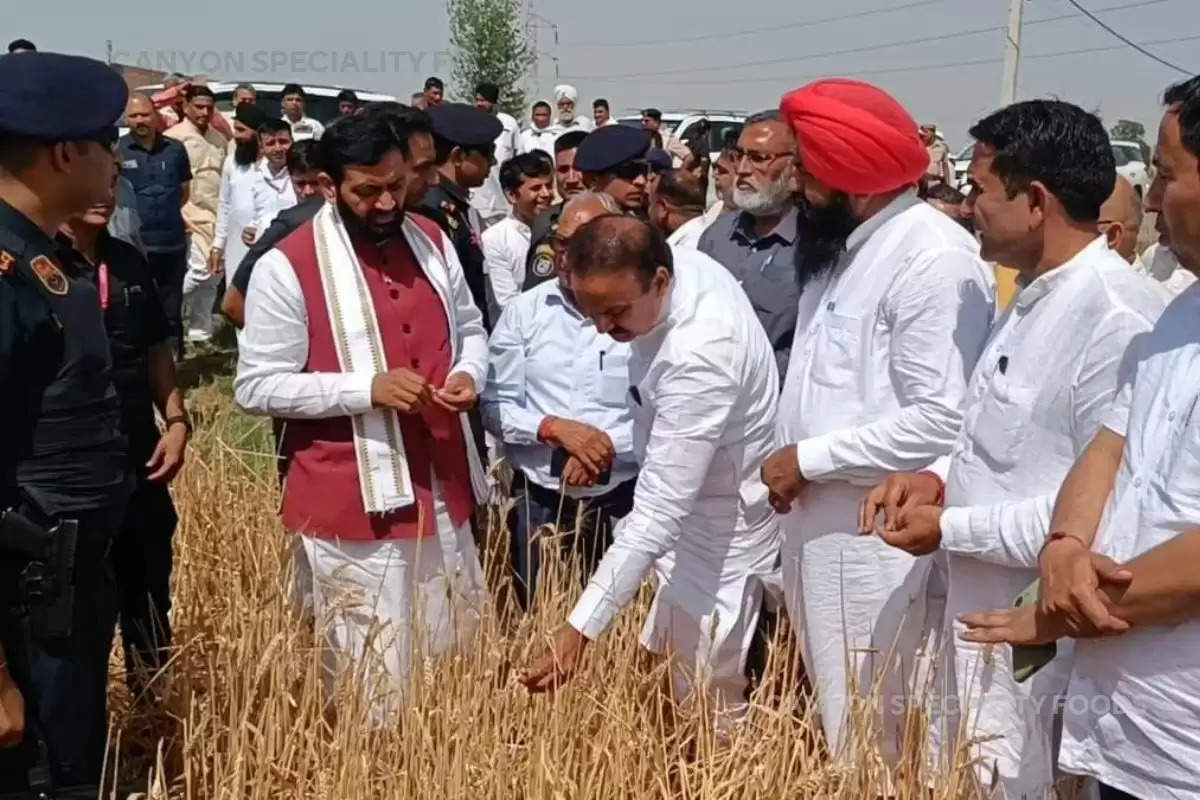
[1000, 0, 1025, 105]
[105, 39, 113, 65]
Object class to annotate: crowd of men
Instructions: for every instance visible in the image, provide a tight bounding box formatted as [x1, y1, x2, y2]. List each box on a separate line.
[4, 33, 1200, 800]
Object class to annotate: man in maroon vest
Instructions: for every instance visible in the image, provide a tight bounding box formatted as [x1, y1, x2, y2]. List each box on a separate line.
[234, 108, 490, 721]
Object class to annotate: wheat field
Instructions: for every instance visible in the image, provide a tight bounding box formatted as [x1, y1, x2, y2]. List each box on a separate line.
[101, 375, 1007, 799]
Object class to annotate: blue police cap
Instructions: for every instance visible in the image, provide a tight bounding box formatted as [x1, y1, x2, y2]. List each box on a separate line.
[574, 124, 650, 172]
[0, 52, 128, 141]
[645, 148, 673, 173]
[428, 103, 502, 148]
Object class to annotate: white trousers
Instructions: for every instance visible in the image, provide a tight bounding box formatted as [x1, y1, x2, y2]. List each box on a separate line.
[638, 534, 777, 737]
[935, 554, 1071, 798]
[780, 482, 941, 762]
[181, 237, 218, 342]
[292, 477, 485, 726]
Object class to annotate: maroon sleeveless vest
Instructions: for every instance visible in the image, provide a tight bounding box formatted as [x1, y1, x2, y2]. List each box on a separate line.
[276, 214, 473, 540]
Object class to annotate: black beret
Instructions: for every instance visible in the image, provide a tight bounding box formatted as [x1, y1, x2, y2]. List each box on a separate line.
[574, 125, 650, 172]
[428, 103, 502, 148]
[0, 52, 127, 140]
[554, 130, 588, 154]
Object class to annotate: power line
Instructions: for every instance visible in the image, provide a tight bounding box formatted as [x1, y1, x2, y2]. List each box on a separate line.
[561, 0, 944, 48]
[556, 0, 1164, 81]
[562, 32, 1200, 87]
[1064, 0, 1192, 74]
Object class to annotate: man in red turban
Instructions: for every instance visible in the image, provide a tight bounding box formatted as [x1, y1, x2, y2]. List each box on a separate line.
[760, 78, 996, 764]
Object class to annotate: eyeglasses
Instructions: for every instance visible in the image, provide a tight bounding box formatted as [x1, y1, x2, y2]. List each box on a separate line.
[730, 147, 792, 169]
[610, 160, 650, 181]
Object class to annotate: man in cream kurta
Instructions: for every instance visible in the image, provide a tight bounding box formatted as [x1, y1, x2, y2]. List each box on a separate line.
[763, 80, 994, 761]
[521, 218, 780, 731]
[165, 87, 227, 343]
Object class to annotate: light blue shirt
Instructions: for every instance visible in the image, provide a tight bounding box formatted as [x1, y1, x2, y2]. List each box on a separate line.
[482, 279, 636, 496]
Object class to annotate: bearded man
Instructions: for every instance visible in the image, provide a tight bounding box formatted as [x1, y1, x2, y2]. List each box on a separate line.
[234, 107, 489, 721]
[551, 84, 594, 135]
[760, 79, 995, 762]
[698, 110, 800, 380]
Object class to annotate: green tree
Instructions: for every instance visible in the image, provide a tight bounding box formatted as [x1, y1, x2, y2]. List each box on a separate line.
[446, 0, 533, 118]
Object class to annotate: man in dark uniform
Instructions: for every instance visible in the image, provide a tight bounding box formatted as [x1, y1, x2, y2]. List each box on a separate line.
[576, 124, 651, 218]
[0, 52, 132, 795]
[419, 103, 500, 330]
[522, 130, 588, 292]
[59, 194, 190, 699]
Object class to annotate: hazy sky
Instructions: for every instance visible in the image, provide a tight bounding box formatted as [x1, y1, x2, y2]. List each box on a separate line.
[11, 0, 1199, 147]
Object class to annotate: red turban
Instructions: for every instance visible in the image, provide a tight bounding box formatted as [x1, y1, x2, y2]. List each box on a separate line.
[780, 79, 927, 196]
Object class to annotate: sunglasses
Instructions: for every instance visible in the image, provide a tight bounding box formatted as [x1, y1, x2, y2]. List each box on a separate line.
[610, 160, 650, 181]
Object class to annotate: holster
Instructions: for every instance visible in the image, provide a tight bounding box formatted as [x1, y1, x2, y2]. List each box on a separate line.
[0, 509, 77, 640]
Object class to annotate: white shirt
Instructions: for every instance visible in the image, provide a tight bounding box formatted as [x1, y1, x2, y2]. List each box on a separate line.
[1058, 284, 1200, 799]
[550, 117, 594, 136]
[520, 126, 557, 157]
[213, 155, 264, 269]
[471, 112, 521, 222]
[701, 201, 728, 230]
[567, 248, 782, 639]
[235, 218, 489, 419]
[284, 114, 325, 142]
[481, 279, 636, 496]
[1134, 241, 1197, 298]
[779, 191, 996, 486]
[666, 215, 708, 249]
[250, 159, 297, 234]
[481, 215, 531, 323]
[938, 237, 1165, 796]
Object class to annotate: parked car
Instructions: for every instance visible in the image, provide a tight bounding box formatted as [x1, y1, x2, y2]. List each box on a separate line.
[1111, 139, 1152, 197]
[617, 110, 747, 160]
[953, 141, 974, 190]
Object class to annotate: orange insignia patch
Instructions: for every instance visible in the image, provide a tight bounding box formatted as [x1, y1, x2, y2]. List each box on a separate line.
[0, 250, 13, 276]
[30, 255, 68, 296]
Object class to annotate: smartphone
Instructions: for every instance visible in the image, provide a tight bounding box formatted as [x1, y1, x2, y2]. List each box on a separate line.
[549, 447, 611, 485]
[1011, 579, 1057, 684]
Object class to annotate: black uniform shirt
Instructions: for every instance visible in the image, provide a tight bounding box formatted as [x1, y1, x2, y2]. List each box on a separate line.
[419, 180, 491, 330]
[522, 202, 563, 292]
[57, 231, 171, 462]
[0, 200, 127, 514]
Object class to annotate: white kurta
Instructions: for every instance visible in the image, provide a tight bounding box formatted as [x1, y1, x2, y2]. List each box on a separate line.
[1134, 241, 1197, 299]
[213, 156, 264, 273]
[776, 191, 995, 759]
[1058, 284, 1200, 799]
[935, 238, 1164, 795]
[481, 215, 530, 323]
[520, 126, 557, 157]
[566, 247, 782, 726]
[235, 216, 491, 721]
[666, 215, 708, 250]
[471, 112, 521, 224]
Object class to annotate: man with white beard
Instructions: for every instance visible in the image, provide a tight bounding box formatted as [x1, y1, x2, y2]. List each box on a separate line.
[697, 110, 801, 380]
[550, 85, 594, 135]
[760, 79, 994, 764]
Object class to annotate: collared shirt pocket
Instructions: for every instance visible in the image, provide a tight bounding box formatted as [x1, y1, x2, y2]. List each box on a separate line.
[970, 377, 1039, 471]
[599, 350, 630, 407]
[810, 311, 864, 389]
